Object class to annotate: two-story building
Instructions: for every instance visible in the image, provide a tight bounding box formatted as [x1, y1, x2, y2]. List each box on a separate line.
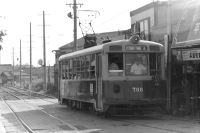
[130, 0, 200, 115]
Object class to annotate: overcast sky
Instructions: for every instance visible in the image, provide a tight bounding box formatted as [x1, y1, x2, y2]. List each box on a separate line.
[0, 0, 159, 66]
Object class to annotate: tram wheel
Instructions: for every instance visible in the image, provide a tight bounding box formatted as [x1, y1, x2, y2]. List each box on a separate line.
[88, 104, 101, 115]
[59, 99, 63, 105]
[104, 111, 111, 118]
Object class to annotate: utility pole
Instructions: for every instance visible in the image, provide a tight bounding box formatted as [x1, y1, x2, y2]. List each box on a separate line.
[43, 11, 47, 92]
[166, 0, 172, 112]
[48, 65, 50, 84]
[20, 40, 22, 88]
[12, 47, 14, 85]
[66, 0, 83, 51]
[29, 22, 32, 91]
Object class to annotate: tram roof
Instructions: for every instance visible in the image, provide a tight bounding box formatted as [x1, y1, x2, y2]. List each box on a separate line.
[59, 39, 163, 61]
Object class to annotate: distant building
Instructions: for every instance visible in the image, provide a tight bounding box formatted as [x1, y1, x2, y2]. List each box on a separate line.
[0, 64, 13, 85]
[0, 64, 13, 74]
[1, 71, 14, 85]
[14, 71, 30, 83]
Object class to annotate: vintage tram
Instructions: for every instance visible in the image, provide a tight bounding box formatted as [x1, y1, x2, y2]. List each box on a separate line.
[58, 35, 166, 115]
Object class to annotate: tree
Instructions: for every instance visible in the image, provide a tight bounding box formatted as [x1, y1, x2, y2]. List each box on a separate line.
[38, 59, 43, 66]
[0, 30, 6, 42]
[0, 30, 6, 64]
[0, 30, 6, 52]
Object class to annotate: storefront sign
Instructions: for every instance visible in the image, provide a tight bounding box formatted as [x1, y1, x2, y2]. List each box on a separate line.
[182, 49, 200, 61]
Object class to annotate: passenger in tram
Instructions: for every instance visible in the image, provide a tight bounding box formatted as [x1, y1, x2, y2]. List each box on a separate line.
[130, 59, 147, 75]
[109, 62, 119, 70]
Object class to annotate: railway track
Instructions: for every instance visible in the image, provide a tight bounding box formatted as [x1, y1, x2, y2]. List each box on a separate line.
[0, 96, 34, 133]
[3, 86, 57, 104]
[1, 86, 199, 133]
[0, 87, 79, 133]
[109, 114, 198, 133]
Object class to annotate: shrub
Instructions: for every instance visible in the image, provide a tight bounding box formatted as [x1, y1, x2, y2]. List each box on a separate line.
[46, 82, 57, 98]
[33, 81, 44, 92]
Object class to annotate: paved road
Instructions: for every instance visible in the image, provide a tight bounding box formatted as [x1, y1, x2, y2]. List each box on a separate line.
[0, 87, 200, 133]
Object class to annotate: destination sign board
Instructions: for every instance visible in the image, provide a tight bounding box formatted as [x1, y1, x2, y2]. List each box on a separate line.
[182, 49, 200, 61]
[126, 45, 147, 51]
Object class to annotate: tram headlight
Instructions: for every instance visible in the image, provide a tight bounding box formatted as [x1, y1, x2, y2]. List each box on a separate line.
[113, 84, 120, 94]
[130, 35, 140, 44]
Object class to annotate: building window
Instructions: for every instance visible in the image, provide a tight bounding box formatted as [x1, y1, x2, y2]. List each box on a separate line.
[131, 17, 150, 40]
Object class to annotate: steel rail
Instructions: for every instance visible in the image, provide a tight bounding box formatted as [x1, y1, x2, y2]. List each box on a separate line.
[5, 86, 57, 104]
[111, 117, 187, 133]
[8, 86, 56, 99]
[2, 88, 79, 131]
[0, 96, 34, 133]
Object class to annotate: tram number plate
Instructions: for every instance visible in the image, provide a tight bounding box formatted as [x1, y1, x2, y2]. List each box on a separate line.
[132, 87, 143, 93]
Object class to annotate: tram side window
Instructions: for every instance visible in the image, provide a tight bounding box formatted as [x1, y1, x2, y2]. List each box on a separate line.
[80, 56, 85, 79]
[59, 62, 62, 78]
[85, 55, 90, 79]
[73, 58, 80, 79]
[72, 59, 76, 79]
[74, 58, 81, 79]
[80, 55, 90, 79]
[108, 53, 123, 76]
[125, 54, 147, 75]
[65, 60, 69, 79]
[149, 53, 161, 76]
[89, 54, 96, 79]
[69, 59, 73, 79]
[60, 62, 64, 79]
[61, 61, 66, 79]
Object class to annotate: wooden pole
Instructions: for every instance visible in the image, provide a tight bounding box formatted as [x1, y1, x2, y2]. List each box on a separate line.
[166, 0, 172, 112]
[20, 40, 22, 88]
[73, 0, 77, 51]
[30, 22, 32, 91]
[13, 47, 14, 85]
[43, 11, 47, 92]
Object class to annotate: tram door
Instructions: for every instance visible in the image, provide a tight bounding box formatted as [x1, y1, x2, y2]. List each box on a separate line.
[96, 53, 103, 110]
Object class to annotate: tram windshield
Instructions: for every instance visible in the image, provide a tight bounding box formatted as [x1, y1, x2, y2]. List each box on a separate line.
[108, 53, 161, 76]
[125, 53, 148, 75]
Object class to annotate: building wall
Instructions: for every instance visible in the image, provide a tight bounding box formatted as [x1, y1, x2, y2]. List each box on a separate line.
[131, 8, 154, 27]
[157, 4, 168, 26]
[130, 0, 200, 115]
[130, 2, 168, 42]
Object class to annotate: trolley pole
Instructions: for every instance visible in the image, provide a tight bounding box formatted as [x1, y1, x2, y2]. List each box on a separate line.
[66, 0, 83, 51]
[20, 40, 22, 88]
[43, 11, 47, 92]
[29, 22, 32, 94]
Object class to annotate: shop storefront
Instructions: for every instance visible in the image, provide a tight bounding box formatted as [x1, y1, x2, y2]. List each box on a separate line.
[172, 43, 200, 116]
